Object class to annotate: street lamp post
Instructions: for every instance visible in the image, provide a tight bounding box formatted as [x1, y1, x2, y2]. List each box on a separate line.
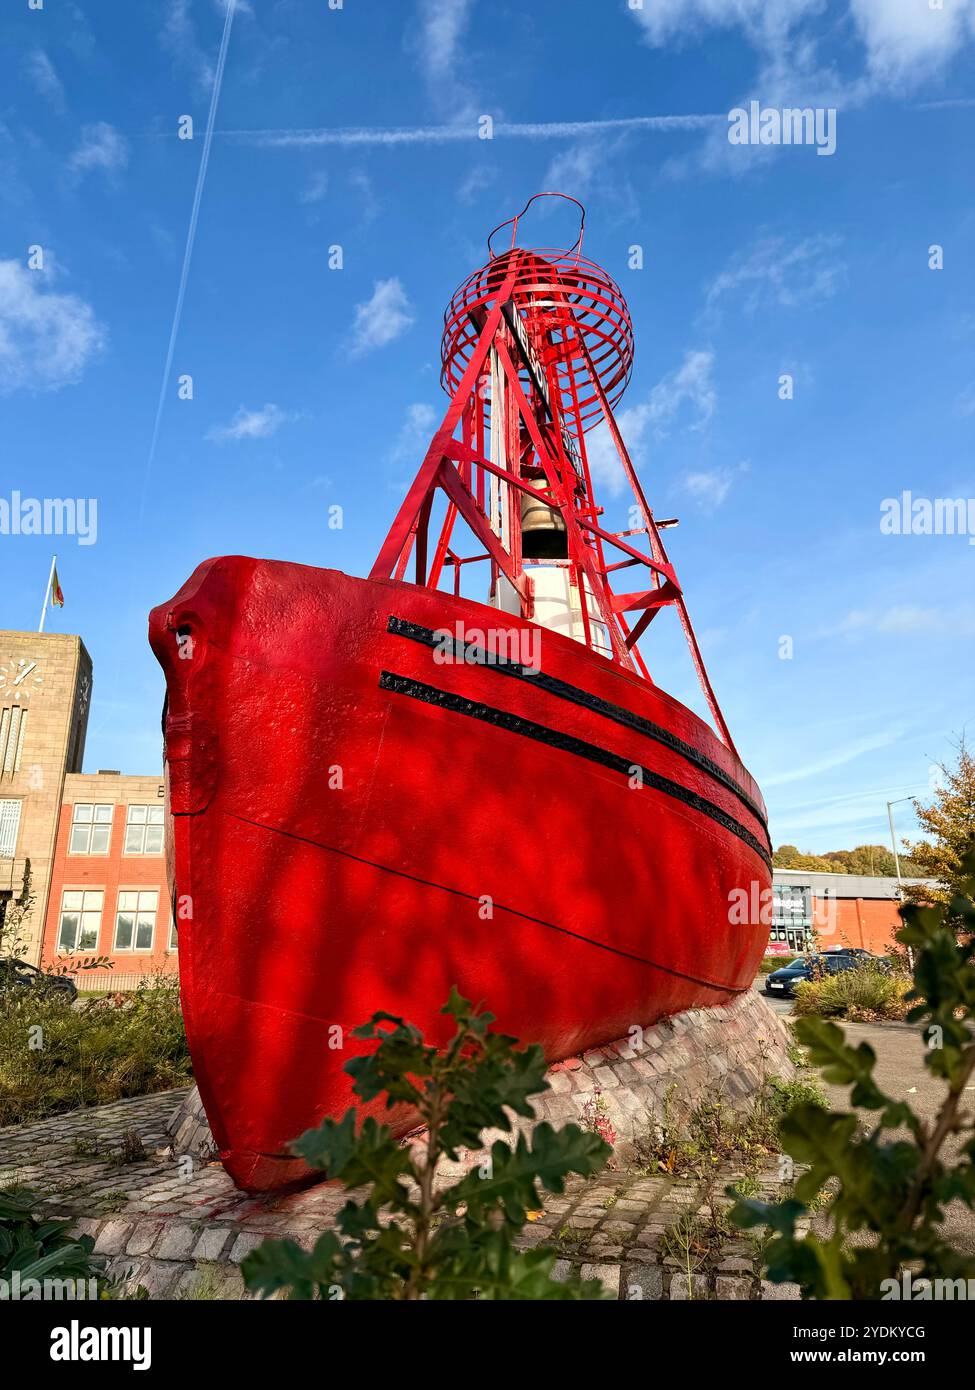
[887, 794, 915, 969]
[886, 797, 912, 890]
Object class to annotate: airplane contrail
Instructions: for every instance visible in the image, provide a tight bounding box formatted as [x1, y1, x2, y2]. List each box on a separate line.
[215, 113, 724, 148]
[139, 0, 238, 517]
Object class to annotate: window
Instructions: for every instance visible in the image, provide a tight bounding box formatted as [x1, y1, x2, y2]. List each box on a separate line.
[114, 890, 158, 952]
[69, 804, 113, 855]
[57, 890, 103, 953]
[0, 707, 27, 777]
[0, 800, 21, 859]
[772, 884, 812, 929]
[124, 804, 164, 855]
[168, 917, 178, 951]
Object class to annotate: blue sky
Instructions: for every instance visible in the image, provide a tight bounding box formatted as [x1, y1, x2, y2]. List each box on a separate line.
[1, 0, 973, 853]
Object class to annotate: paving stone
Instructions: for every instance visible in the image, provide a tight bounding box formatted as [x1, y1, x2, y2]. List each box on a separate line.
[625, 1264, 663, 1300]
[136, 1259, 184, 1299]
[761, 1280, 802, 1301]
[150, 1223, 197, 1267]
[229, 1232, 265, 1264]
[191, 1227, 233, 1262]
[716, 1276, 752, 1300]
[93, 1220, 134, 1255]
[669, 1271, 708, 1300]
[581, 1262, 621, 1299]
[126, 1223, 164, 1256]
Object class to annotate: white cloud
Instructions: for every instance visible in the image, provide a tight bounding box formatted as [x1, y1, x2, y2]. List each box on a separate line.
[632, 0, 822, 51]
[633, 0, 975, 97]
[207, 403, 294, 443]
[161, 0, 214, 92]
[389, 402, 437, 463]
[763, 727, 904, 787]
[705, 235, 844, 318]
[0, 259, 105, 394]
[69, 122, 129, 178]
[875, 604, 943, 634]
[418, 0, 474, 77]
[827, 604, 975, 638]
[26, 50, 65, 108]
[349, 169, 380, 223]
[414, 0, 477, 120]
[849, 0, 975, 86]
[300, 171, 329, 205]
[457, 163, 495, 204]
[586, 350, 716, 496]
[541, 137, 638, 223]
[644, 348, 717, 431]
[350, 278, 414, 357]
[684, 465, 742, 511]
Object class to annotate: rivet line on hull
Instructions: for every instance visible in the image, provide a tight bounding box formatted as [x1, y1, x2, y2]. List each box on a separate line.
[386, 614, 770, 845]
[378, 669, 773, 870]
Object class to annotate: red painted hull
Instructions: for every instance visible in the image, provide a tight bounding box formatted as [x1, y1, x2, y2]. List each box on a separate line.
[149, 555, 771, 1190]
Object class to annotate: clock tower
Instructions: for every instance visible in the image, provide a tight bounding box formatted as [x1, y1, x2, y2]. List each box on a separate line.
[0, 630, 92, 963]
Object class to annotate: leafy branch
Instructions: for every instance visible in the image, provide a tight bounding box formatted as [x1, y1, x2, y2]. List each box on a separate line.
[731, 845, 975, 1299]
[243, 988, 610, 1300]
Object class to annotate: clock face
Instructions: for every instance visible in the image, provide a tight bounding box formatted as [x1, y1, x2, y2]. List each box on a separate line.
[0, 657, 44, 702]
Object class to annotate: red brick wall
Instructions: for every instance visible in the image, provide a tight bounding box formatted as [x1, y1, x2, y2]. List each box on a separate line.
[812, 894, 902, 955]
[41, 792, 175, 986]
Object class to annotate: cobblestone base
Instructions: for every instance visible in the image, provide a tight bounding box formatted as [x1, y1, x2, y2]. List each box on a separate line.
[169, 987, 795, 1170]
[0, 991, 801, 1300]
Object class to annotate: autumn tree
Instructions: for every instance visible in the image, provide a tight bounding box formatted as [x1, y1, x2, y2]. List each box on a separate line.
[901, 742, 975, 914]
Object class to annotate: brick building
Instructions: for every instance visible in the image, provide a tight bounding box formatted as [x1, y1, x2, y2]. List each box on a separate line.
[769, 869, 935, 957]
[0, 628, 172, 990]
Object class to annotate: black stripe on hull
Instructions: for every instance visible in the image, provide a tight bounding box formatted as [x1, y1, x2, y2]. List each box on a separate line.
[378, 669, 772, 870]
[386, 614, 769, 846]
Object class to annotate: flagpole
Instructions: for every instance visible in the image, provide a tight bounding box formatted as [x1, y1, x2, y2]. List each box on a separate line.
[38, 554, 56, 633]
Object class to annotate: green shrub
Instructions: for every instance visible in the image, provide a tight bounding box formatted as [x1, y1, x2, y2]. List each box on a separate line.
[0, 1185, 104, 1290]
[242, 989, 610, 1300]
[0, 976, 190, 1125]
[730, 845, 975, 1299]
[791, 965, 911, 1021]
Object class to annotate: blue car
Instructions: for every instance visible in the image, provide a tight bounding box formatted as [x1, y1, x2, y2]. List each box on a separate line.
[765, 951, 870, 998]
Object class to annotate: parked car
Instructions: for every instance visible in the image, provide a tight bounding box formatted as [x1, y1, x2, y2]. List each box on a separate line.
[0, 958, 78, 1003]
[765, 952, 865, 998]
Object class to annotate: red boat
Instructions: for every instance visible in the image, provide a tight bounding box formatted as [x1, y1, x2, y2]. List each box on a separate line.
[149, 196, 771, 1191]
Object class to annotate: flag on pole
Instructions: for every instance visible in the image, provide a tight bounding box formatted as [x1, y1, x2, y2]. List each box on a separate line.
[51, 566, 65, 607]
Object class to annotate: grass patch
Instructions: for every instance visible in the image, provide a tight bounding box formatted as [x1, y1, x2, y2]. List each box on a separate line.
[638, 1074, 827, 1178]
[792, 966, 912, 1021]
[0, 977, 190, 1126]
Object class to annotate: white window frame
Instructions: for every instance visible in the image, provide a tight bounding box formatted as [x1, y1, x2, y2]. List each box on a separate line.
[68, 803, 113, 856]
[0, 800, 21, 859]
[123, 804, 165, 856]
[57, 889, 104, 954]
[113, 889, 159, 953]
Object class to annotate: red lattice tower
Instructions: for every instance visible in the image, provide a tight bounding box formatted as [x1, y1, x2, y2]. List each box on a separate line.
[371, 193, 735, 751]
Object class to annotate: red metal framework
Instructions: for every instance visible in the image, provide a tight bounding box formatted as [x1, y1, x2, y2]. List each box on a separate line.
[370, 193, 736, 754]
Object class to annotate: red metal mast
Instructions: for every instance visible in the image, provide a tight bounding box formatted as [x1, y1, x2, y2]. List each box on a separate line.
[370, 193, 736, 753]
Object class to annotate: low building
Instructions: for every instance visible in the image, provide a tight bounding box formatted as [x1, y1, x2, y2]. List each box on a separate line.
[0, 627, 171, 991]
[41, 772, 174, 991]
[769, 869, 936, 957]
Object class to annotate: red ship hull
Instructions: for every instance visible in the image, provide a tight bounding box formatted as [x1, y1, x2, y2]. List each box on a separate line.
[150, 554, 771, 1191]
